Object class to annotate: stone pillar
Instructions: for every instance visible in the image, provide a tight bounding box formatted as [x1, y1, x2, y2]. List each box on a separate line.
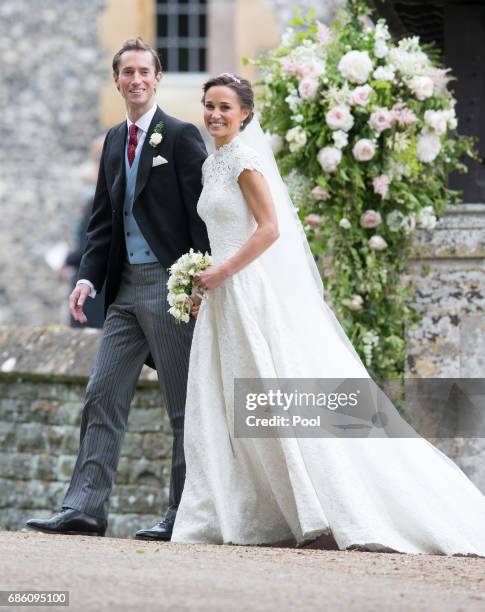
[407, 205, 485, 492]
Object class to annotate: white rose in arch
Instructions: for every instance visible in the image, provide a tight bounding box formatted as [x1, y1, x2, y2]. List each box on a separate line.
[349, 295, 364, 310]
[339, 218, 351, 229]
[338, 50, 373, 84]
[332, 130, 349, 149]
[417, 132, 441, 163]
[368, 235, 388, 251]
[409, 75, 434, 101]
[353, 139, 376, 162]
[424, 110, 448, 135]
[317, 147, 342, 173]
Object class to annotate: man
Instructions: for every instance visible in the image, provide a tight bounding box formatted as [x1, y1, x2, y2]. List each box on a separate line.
[27, 38, 209, 540]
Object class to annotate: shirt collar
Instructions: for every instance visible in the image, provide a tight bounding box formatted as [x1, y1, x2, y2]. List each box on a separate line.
[126, 104, 157, 134]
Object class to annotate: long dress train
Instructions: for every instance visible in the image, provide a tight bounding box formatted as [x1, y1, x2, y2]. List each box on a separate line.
[171, 136, 485, 556]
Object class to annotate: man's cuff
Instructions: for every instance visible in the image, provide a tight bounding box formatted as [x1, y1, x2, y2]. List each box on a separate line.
[76, 279, 96, 298]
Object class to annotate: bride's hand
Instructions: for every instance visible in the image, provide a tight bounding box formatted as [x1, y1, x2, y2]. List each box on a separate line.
[189, 292, 202, 318]
[194, 265, 229, 291]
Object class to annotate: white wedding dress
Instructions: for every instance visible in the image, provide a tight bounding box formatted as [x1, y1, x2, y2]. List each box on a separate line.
[171, 135, 485, 555]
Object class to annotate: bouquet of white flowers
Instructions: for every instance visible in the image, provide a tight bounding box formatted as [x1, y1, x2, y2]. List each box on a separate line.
[167, 249, 212, 323]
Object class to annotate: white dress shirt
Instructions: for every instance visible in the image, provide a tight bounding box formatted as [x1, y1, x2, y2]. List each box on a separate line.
[77, 104, 158, 297]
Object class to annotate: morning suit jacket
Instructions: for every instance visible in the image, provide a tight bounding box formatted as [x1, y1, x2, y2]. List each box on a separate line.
[78, 106, 210, 313]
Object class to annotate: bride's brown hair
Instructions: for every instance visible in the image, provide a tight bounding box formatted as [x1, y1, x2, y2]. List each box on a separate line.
[202, 73, 254, 131]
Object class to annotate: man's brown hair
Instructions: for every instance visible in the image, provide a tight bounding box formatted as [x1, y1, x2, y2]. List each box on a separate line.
[112, 37, 162, 76]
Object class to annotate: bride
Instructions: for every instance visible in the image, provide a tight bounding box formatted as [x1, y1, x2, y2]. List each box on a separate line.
[170, 73, 485, 555]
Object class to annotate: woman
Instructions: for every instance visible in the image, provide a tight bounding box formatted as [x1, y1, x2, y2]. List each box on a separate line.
[171, 73, 485, 555]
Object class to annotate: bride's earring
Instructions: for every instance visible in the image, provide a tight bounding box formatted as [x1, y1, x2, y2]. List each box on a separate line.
[240, 121, 244, 128]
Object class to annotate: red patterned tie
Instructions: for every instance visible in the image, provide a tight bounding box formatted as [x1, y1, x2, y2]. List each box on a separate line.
[128, 123, 138, 166]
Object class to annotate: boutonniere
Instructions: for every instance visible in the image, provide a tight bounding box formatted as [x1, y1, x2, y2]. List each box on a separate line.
[149, 121, 164, 147]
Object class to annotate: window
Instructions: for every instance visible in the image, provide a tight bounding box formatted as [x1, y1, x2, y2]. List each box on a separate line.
[156, 0, 207, 72]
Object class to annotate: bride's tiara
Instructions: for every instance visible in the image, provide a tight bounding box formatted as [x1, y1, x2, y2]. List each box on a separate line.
[219, 72, 241, 84]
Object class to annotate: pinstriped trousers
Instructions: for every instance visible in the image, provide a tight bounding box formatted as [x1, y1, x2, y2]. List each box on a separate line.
[62, 261, 195, 520]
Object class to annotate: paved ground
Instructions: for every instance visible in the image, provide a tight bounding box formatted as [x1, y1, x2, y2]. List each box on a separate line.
[1, 531, 485, 611]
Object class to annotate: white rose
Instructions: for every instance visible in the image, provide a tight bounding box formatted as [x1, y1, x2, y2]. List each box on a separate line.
[424, 110, 448, 135]
[373, 65, 395, 81]
[368, 107, 394, 133]
[368, 235, 388, 251]
[351, 84, 373, 107]
[417, 132, 441, 163]
[417, 206, 437, 231]
[266, 132, 284, 154]
[150, 132, 163, 146]
[338, 50, 373, 84]
[349, 295, 364, 310]
[332, 130, 349, 149]
[286, 126, 307, 152]
[352, 139, 376, 162]
[339, 218, 351, 229]
[326, 106, 354, 132]
[401, 214, 417, 235]
[409, 75, 434, 101]
[386, 210, 405, 232]
[298, 77, 319, 101]
[317, 147, 342, 173]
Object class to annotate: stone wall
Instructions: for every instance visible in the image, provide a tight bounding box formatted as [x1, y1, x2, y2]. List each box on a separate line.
[0, 326, 171, 538]
[0, 0, 108, 326]
[406, 204, 485, 492]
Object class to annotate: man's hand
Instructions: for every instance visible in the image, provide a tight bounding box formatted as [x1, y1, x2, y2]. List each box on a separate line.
[69, 283, 92, 324]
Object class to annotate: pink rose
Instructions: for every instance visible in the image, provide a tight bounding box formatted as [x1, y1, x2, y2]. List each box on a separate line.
[311, 186, 330, 201]
[360, 210, 382, 229]
[305, 214, 323, 228]
[326, 106, 354, 132]
[351, 84, 373, 107]
[372, 175, 391, 199]
[352, 139, 376, 162]
[368, 107, 394, 133]
[298, 77, 319, 101]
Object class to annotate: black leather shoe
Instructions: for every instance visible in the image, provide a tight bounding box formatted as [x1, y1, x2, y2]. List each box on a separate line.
[135, 506, 177, 541]
[26, 509, 107, 536]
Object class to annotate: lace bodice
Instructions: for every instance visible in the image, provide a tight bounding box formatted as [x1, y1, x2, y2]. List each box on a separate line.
[197, 136, 264, 264]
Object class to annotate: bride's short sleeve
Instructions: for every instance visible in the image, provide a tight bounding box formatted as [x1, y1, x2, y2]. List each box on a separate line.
[232, 145, 264, 181]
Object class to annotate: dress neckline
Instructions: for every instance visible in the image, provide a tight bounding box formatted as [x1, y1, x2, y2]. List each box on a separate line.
[213, 134, 241, 156]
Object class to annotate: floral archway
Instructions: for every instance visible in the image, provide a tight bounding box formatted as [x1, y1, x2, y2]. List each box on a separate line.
[251, 0, 475, 380]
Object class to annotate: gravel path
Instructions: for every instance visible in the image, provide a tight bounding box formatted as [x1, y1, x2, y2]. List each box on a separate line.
[1, 531, 485, 611]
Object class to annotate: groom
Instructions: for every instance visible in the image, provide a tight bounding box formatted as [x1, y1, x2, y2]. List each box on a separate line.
[26, 38, 209, 539]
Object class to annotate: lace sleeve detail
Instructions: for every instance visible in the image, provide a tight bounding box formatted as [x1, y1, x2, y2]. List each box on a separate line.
[232, 145, 264, 181]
